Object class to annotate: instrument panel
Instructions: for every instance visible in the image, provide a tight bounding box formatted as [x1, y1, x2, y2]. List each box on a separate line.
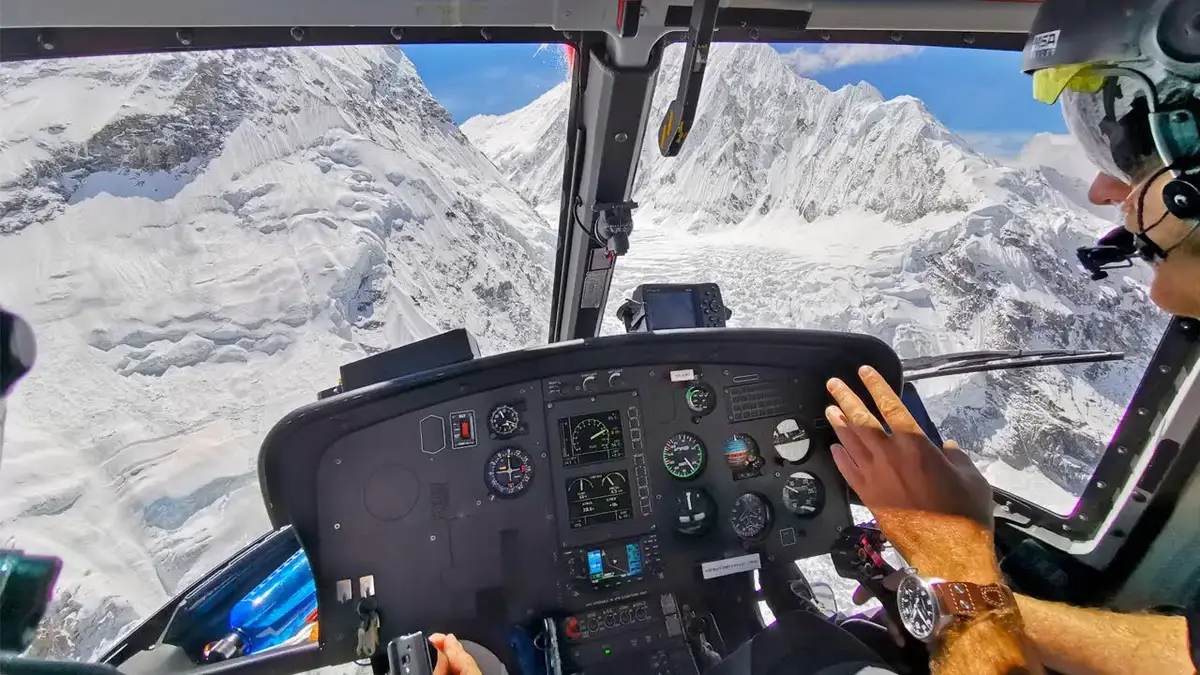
[260, 330, 902, 672]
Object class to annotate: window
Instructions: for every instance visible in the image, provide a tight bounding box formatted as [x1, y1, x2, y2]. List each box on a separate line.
[0, 43, 565, 659]
[604, 41, 1168, 515]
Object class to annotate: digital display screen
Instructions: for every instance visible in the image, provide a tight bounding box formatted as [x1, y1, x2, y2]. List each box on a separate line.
[644, 289, 697, 329]
[586, 542, 644, 585]
[566, 471, 633, 529]
[558, 410, 625, 467]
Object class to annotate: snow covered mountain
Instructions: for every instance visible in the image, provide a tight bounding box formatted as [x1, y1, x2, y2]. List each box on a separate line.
[0, 46, 553, 659]
[464, 43, 1169, 512]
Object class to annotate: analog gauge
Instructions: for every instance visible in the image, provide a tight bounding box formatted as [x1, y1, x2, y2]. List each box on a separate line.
[781, 471, 825, 517]
[488, 404, 521, 437]
[684, 382, 716, 415]
[662, 432, 706, 480]
[572, 417, 611, 455]
[485, 447, 534, 498]
[675, 488, 717, 537]
[729, 492, 773, 540]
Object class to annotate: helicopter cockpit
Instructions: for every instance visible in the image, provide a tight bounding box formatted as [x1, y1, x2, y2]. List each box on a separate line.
[3, 1, 1200, 675]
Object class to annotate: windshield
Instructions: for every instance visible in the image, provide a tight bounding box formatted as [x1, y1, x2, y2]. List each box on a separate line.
[589, 42, 1165, 517]
[0, 39, 1168, 661]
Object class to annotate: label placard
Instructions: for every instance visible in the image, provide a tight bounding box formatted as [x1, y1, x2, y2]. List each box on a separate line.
[700, 553, 762, 580]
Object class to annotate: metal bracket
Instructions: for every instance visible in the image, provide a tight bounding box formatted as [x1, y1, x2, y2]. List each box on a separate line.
[593, 200, 638, 256]
[656, 0, 719, 157]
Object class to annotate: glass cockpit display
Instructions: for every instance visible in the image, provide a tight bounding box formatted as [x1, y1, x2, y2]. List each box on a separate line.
[585, 541, 644, 586]
[559, 409, 625, 466]
[566, 471, 633, 529]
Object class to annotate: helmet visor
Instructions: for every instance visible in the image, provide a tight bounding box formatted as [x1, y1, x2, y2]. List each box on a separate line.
[1054, 69, 1162, 185]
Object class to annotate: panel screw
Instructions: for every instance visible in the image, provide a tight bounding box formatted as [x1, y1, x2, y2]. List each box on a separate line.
[820, 31, 832, 41]
[547, 514, 554, 520]
[335, 458, 342, 465]
[1117, 446, 1129, 455]
[37, 32, 56, 51]
[334, 523, 341, 530]
[1159, 364, 1171, 374]
[541, 452, 547, 458]
[476, 500, 482, 506]
[774, 471, 781, 478]
[590, 397, 596, 402]
[632, 391, 638, 397]
[723, 370, 730, 376]
[290, 26, 307, 42]
[1095, 481, 1107, 489]
[547, 403, 554, 409]
[748, 27, 760, 40]
[615, 132, 629, 143]
[1061, 523, 1070, 531]
[1077, 513, 1088, 521]
[962, 32, 976, 45]
[390, 26, 404, 40]
[430, 534, 437, 541]
[1137, 408, 1149, 416]
[890, 31, 903, 42]
[836, 526, 843, 532]
[480, 28, 493, 41]
[176, 29, 194, 46]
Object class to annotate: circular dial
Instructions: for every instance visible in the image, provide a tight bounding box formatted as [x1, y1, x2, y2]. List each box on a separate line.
[729, 492, 773, 540]
[781, 471, 825, 517]
[572, 417, 612, 455]
[662, 432, 706, 479]
[488, 404, 521, 437]
[485, 446, 534, 497]
[675, 488, 717, 536]
[684, 382, 715, 415]
[898, 574, 939, 641]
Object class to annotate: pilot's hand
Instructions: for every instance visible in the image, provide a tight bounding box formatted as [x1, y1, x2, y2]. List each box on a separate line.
[825, 366, 999, 585]
[429, 634, 483, 675]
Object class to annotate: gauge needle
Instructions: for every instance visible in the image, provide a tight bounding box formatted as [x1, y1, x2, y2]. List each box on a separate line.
[784, 486, 798, 494]
[591, 430, 605, 440]
[683, 458, 697, 472]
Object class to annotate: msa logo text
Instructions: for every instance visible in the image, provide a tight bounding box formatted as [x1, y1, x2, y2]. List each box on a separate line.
[1031, 30, 1061, 57]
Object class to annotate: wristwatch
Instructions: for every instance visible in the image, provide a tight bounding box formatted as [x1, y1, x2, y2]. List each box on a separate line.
[896, 570, 1017, 642]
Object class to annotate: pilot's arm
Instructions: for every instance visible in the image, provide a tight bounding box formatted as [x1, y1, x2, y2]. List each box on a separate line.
[825, 367, 1043, 675]
[1014, 595, 1194, 675]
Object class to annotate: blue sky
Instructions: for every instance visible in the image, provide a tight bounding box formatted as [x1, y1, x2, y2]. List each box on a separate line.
[404, 42, 1068, 158]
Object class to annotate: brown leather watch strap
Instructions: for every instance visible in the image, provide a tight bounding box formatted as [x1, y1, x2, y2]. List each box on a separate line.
[933, 581, 1016, 619]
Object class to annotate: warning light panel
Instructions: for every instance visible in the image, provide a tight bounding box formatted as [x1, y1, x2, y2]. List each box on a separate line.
[450, 411, 477, 449]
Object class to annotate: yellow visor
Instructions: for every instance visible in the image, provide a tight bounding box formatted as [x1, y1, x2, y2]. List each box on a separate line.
[1033, 63, 1107, 104]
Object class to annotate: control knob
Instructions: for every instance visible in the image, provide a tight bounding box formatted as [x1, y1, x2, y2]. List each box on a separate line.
[564, 616, 582, 640]
[581, 374, 597, 393]
[608, 371, 624, 388]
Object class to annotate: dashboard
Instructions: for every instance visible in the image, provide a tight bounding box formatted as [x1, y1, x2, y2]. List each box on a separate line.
[258, 329, 902, 674]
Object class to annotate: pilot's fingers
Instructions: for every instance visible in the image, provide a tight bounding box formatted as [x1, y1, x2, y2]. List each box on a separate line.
[826, 378, 888, 449]
[827, 403, 874, 471]
[830, 443, 864, 490]
[857, 366, 923, 437]
[941, 439, 971, 465]
[442, 635, 483, 675]
[432, 644, 451, 675]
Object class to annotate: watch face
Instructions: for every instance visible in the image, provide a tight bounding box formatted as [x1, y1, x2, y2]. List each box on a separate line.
[898, 574, 939, 642]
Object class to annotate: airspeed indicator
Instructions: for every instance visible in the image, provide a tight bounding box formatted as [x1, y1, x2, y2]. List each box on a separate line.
[662, 432, 706, 480]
